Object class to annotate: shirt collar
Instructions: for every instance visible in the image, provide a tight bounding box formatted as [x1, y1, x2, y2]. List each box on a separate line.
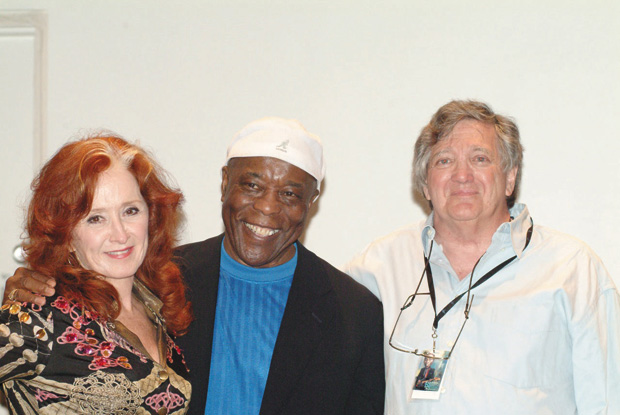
[507, 203, 533, 258]
[220, 240, 298, 282]
[132, 278, 165, 324]
[421, 203, 533, 258]
[422, 212, 436, 255]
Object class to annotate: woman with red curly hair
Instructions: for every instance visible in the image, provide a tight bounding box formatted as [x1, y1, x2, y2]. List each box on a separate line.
[0, 134, 193, 414]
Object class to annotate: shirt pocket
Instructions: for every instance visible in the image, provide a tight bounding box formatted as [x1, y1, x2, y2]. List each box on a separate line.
[477, 304, 568, 389]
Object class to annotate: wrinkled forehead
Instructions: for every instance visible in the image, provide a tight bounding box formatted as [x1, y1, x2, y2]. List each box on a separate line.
[432, 120, 498, 152]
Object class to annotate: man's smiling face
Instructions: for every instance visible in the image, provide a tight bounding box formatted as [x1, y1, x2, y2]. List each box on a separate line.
[220, 156, 318, 268]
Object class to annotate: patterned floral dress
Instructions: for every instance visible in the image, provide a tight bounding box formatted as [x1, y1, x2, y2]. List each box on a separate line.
[0, 281, 191, 414]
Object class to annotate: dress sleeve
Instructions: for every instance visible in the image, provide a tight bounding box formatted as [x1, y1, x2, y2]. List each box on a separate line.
[0, 302, 54, 382]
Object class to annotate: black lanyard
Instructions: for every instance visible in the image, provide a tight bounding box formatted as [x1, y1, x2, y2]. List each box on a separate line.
[424, 221, 533, 330]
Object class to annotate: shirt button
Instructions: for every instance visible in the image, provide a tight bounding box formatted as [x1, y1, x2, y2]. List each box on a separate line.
[158, 408, 168, 415]
[158, 370, 169, 381]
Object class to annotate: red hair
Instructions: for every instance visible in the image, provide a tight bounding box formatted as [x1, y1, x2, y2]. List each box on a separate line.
[24, 134, 192, 335]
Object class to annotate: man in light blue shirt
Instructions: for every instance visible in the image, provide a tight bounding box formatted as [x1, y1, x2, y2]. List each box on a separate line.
[345, 100, 619, 414]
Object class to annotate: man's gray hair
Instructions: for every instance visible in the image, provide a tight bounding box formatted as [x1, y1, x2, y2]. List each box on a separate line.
[413, 100, 523, 208]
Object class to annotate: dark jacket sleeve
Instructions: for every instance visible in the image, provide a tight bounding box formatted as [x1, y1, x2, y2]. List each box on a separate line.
[345, 286, 385, 414]
[260, 243, 385, 415]
[172, 235, 223, 415]
[326, 261, 385, 414]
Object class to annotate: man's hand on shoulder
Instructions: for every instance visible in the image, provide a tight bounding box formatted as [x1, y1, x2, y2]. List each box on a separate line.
[3, 267, 56, 306]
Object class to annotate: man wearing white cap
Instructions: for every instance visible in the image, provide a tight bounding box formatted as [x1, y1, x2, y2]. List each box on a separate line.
[6, 117, 386, 415]
[177, 117, 385, 414]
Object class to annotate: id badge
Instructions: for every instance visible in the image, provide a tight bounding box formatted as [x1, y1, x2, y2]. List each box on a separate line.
[410, 350, 449, 400]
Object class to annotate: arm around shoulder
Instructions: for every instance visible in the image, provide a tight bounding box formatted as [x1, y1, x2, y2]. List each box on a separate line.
[2, 267, 56, 306]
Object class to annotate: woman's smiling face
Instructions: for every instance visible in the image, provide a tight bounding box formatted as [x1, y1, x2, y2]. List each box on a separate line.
[71, 163, 149, 281]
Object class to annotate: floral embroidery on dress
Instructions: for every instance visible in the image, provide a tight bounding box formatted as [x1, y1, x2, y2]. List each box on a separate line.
[51, 297, 98, 330]
[101, 324, 149, 364]
[0, 293, 191, 414]
[52, 296, 144, 370]
[34, 388, 60, 402]
[144, 384, 186, 413]
[57, 326, 133, 370]
[166, 336, 189, 373]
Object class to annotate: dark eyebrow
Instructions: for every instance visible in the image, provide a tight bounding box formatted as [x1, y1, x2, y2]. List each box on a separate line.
[239, 170, 308, 190]
[284, 181, 304, 189]
[242, 171, 305, 187]
[239, 171, 261, 180]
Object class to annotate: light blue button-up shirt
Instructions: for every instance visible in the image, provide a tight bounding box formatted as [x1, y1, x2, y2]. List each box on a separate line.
[345, 203, 620, 414]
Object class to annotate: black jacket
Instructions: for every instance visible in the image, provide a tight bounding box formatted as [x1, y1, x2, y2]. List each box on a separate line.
[174, 234, 385, 414]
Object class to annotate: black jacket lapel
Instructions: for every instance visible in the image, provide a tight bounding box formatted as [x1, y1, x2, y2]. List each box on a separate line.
[260, 242, 336, 414]
[174, 234, 224, 415]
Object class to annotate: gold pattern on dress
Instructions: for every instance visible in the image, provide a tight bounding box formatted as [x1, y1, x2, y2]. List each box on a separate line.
[70, 371, 142, 414]
[18, 312, 31, 323]
[34, 327, 48, 340]
[157, 370, 169, 381]
[117, 355, 132, 369]
[0, 292, 190, 413]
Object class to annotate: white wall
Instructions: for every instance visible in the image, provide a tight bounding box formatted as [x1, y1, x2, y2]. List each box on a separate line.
[1, 0, 619, 287]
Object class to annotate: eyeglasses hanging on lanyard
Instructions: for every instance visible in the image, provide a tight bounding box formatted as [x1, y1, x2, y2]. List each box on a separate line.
[389, 220, 534, 360]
